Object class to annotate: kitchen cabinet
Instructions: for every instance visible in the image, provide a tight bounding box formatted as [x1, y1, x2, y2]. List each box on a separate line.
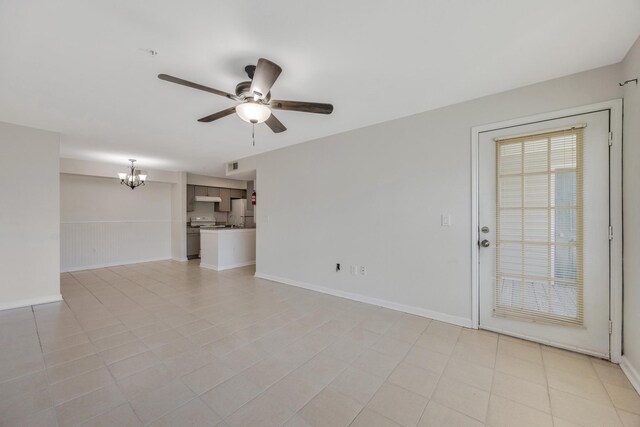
[217, 188, 231, 212]
[187, 185, 245, 213]
[186, 185, 195, 212]
[187, 233, 200, 259]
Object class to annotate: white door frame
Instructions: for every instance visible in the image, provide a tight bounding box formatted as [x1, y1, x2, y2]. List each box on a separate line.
[470, 99, 623, 362]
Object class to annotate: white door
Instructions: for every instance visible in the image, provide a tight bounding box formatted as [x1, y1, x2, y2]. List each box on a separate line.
[478, 110, 610, 358]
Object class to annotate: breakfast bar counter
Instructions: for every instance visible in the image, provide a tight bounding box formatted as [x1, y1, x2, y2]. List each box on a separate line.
[199, 228, 256, 271]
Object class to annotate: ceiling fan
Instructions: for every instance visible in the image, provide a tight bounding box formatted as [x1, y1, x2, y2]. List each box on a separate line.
[158, 58, 333, 134]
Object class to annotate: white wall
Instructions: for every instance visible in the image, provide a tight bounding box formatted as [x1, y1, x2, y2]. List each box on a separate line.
[60, 174, 172, 271]
[171, 172, 188, 262]
[60, 159, 187, 262]
[621, 36, 640, 391]
[61, 158, 182, 184]
[60, 158, 188, 265]
[0, 122, 60, 310]
[187, 173, 246, 189]
[244, 64, 623, 327]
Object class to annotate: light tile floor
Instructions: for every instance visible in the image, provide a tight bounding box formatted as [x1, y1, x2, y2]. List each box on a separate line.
[0, 260, 638, 426]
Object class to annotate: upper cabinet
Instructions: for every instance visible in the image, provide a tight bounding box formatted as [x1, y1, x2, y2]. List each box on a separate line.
[217, 188, 231, 212]
[186, 185, 195, 212]
[194, 186, 208, 197]
[188, 184, 246, 213]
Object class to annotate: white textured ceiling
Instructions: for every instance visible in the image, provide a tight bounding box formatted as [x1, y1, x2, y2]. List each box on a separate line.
[1, 1, 638, 176]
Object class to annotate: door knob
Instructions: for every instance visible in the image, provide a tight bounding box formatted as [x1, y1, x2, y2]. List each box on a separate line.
[480, 239, 491, 248]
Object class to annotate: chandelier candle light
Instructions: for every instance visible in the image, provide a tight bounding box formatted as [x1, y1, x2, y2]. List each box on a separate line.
[118, 159, 147, 190]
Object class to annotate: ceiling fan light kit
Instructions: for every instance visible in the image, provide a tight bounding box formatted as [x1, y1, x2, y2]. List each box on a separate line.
[235, 101, 271, 123]
[158, 57, 333, 144]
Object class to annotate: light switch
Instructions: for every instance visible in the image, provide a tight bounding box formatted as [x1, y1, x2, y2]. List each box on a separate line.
[441, 214, 452, 226]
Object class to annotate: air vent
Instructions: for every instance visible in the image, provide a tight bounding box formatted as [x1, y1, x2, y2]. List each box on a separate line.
[231, 162, 239, 170]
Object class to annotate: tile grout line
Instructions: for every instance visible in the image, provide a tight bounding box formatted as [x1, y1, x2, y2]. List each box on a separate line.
[543, 348, 624, 405]
[220, 320, 350, 423]
[346, 321, 435, 427]
[221, 309, 391, 424]
[413, 326, 465, 425]
[4, 305, 61, 426]
[60, 272, 150, 425]
[294, 317, 436, 426]
[8, 262, 635, 426]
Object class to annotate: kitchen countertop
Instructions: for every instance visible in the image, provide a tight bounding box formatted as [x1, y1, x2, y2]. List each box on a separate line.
[200, 227, 256, 233]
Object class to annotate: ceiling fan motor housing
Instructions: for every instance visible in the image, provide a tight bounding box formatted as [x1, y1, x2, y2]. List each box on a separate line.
[235, 80, 270, 102]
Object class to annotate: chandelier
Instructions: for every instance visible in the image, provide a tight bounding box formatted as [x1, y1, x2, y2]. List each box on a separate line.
[118, 159, 147, 190]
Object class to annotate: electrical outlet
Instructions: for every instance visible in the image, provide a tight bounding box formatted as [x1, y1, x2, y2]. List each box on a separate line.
[441, 214, 452, 226]
[359, 266, 367, 275]
[350, 265, 357, 275]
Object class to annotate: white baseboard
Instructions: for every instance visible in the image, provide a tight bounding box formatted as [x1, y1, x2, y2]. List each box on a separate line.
[201, 261, 256, 271]
[0, 294, 63, 311]
[172, 257, 188, 262]
[254, 273, 473, 328]
[620, 356, 640, 395]
[61, 257, 172, 272]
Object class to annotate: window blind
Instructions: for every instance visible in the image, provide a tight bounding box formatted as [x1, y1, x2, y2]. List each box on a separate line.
[495, 127, 584, 326]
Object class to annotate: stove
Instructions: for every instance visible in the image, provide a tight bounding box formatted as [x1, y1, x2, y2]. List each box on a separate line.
[190, 216, 216, 228]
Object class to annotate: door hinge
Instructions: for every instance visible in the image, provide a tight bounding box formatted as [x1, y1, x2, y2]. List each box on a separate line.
[609, 225, 614, 240]
[609, 320, 613, 335]
[608, 131, 613, 146]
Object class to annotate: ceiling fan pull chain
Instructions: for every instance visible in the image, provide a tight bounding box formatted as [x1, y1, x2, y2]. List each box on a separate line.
[252, 122, 255, 146]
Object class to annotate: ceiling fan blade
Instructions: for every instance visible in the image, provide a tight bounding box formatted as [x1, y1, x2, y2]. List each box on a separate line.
[270, 100, 333, 114]
[158, 74, 238, 100]
[198, 107, 236, 122]
[249, 58, 282, 99]
[265, 114, 287, 133]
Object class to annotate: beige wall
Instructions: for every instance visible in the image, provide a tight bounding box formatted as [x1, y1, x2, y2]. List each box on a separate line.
[187, 173, 246, 189]
[60, 174, 173, 271]
[244, 63, 623, 327]
[60, 158, 188, 266]
[0, 122, 60, 309]
[621, 36, 640, 389]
